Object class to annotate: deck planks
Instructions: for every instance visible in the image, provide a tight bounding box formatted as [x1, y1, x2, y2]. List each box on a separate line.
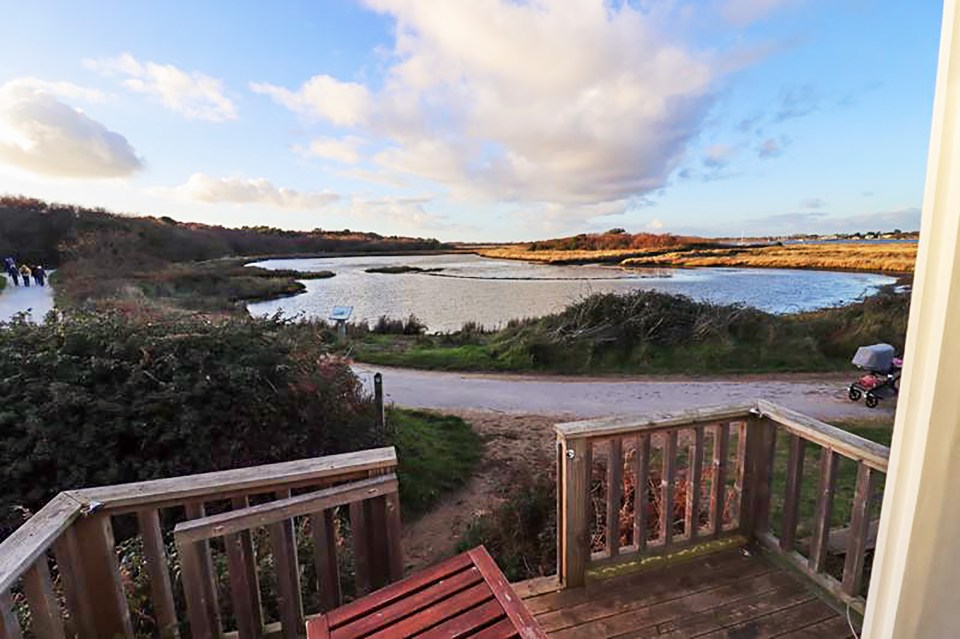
[519, 549, 855, 638]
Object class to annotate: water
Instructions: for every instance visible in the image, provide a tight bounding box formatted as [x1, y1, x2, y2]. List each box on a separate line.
[247, 254, 896, 333]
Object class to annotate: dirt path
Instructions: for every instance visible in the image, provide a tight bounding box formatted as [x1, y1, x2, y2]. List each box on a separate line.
[355, 364, 895, 421]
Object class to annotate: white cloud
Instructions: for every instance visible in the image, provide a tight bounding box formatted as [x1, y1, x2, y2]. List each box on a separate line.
[250, 75, 370, 126]
[0, 80, 142, 178]
[3, 78, 107, 103]
[258, 1, 724, 218]
[171, 173, 338, 209]
[343, 195, 448, 231]
[718, 0, 797, 26]
[300, 136, 364, 164]
[85, 53, 237, 122]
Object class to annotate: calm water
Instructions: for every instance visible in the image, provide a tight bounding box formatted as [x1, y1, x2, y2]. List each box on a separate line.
[247, 254, 896, 333]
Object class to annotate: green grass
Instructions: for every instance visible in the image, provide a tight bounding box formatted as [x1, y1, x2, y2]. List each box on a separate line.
[390, 408, 483, 518]
[347, 288, 909, 376]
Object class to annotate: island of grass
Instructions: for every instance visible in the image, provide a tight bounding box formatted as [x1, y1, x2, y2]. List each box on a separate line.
[365, 265, 445, 274]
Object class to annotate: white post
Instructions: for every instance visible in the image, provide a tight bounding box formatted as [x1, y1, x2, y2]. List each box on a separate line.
[862, 1, 960, 636]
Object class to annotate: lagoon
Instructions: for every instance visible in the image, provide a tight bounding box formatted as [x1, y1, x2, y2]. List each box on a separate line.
[247, 254, 896, 333]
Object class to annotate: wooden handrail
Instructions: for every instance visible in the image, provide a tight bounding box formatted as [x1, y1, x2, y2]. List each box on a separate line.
[555, 402, 755, 440]
[0, 493, 83, 593]
[68, 447, 397, 513]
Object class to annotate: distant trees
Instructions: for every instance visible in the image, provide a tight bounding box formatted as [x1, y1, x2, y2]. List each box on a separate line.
[528, 230, 707, 252]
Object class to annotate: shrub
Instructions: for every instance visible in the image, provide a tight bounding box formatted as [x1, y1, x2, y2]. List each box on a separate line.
[0, 312, 380, 538]
[372, 315, 427, 335]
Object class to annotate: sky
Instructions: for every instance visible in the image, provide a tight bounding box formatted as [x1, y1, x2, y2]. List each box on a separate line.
[0, 1, 944, 241]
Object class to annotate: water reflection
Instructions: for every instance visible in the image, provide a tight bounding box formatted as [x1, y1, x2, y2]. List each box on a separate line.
[247, 254, 896, 333]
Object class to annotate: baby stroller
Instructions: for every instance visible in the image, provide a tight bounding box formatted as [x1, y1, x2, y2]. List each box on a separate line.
[848, 343, 902, 408]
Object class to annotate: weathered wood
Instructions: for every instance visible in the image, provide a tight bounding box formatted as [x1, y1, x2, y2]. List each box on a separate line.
[136, 509, 179, 639]
[560, 437, 591, 588]
[69, 447, 398, 513]
[225, 530, 262, 639]
[230, 496, 264, 636]
[310, 510, 342, 611]
[605, 438, 623, 556]
[555, 402, 755, 440]
[268, 494, 303, 639]
[467, 546, 548, 638]
[731, 421, 748, 526]
[51, 526, 96, 639]
[737, 417, 764, 536]
[0, 493, 82, 593]
[633, 433, 650, 550]
[366, 496, 390, 590]
[22, 558, 65, 639]
[183, 502, 221, 637]
[842, 463, 878, 596]
[177, 539, 220, 639]
[809, 450, 840, 573]
[757, 400, 889, 471]
[174, 475, 397, 543]
[384, 492, 404, 582]
[374, 372, 385, 435]
[70, 514, 134, 639]
[0, 590, 22, 639]
[349, 500, 371, 595]
[752, 418, 778, 536]
[709, 423, 730, 537]
[780, 434, 807, 552]
[661, 430, 678, 546]
[685, 427, 705, 540]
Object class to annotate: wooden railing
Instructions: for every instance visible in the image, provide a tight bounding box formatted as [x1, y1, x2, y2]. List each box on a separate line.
[0, 447, 400, 639]
[556, 399, 889, 614]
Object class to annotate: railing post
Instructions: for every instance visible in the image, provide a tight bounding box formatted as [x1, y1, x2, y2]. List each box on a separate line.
[0, 590, 22, 639]
[739, 415, 776, 538]
[374, 372, 386, 436]
[560, 436, 591, 588]
[70, 514, 134, 639]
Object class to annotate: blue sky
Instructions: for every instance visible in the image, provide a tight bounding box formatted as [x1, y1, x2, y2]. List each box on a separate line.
[0, 1, 943, 241]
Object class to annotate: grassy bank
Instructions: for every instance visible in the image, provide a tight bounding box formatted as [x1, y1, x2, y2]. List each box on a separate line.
[621, 242, 917, 273]
[350, 288, 909, 375]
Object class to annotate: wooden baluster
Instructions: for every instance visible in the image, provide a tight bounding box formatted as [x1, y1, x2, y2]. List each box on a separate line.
[177, 538, 219, 639]
[0, 590, 22, 639]
[633, 433, 650, 551]
[709, 423, 730, 537]
[384, 491, 404, 583]
[842, 463, 878, 596]
[731, 421, 748, 526]
[22, 558, 65, 639]
[606, 438, 623, 557]
[809, 450, 840, 573]
[310, 509, 342, 611]
[556, 439, 565, 577]
[780, 435, 807, 552]
[226, 496, 263, 639]
[349, 501, 371, 595]
[560, 437, 591, 588]
[52, 526, 96, 639]
[269, 489, 303, 639]
[183, 502, 221, 637]
[661, 430, 678, 546]
[685, 427, 705, 541]
[752, 419, 778, 537]
[366, 497, 389, 590]
[136, 509, 180, 639]
[71, 514, 134, 639]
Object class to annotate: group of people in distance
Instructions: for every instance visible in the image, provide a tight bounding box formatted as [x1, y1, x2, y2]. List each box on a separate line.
[4, 257, 45, 287]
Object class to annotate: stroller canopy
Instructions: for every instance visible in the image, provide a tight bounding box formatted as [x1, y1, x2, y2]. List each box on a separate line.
[852, 343, 896, 372]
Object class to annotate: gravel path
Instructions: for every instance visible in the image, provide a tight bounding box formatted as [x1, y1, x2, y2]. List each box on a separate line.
[0, 275, 54, 322]
[354, 364, 895, 421]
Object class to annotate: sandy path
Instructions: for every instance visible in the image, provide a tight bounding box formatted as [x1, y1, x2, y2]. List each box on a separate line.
[354, 364, 896, 422]
[0, 275, 54, 322]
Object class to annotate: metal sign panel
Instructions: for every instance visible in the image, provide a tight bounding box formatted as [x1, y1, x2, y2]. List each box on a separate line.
[329, 305, 353, 321]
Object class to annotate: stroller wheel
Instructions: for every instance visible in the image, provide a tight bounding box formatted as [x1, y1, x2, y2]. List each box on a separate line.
[865, 394, 879, 408]
[848, 387, 862, 401]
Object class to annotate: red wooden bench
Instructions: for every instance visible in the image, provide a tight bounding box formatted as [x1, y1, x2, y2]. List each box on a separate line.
[306, 546, 548, 639]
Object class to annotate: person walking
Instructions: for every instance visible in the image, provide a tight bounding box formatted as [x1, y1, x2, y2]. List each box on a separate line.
[4, 257, 18, 286]
[33, 264, 45, 287]
[19, 264, 31, 287]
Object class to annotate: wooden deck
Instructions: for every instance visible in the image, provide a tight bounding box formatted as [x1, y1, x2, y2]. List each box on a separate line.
[516, 549, 857, 638]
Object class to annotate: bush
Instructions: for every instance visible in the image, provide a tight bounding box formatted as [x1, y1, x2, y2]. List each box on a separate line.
[0, 312, 381, 538]
[372, 315, 427, 335]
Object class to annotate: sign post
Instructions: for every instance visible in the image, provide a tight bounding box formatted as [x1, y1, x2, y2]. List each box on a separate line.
[329, 306, 353, 342]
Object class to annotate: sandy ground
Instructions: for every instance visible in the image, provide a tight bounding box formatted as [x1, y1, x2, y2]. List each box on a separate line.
[354, 364, 896, 421]
[0, 274, 54, 322]
[400, 411, 561, 572]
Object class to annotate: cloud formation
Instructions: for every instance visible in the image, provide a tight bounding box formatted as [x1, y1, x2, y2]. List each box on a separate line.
[300, 136, 364, 164]
[800, 197, 826, 209]
[85, 53, 237, 122]
[173, 173, 338, 209]
[260, 1, 724, 217]
[0, 80, 142, 178]
[757, 137, 785, 159]
[718, 0, 797, 26]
